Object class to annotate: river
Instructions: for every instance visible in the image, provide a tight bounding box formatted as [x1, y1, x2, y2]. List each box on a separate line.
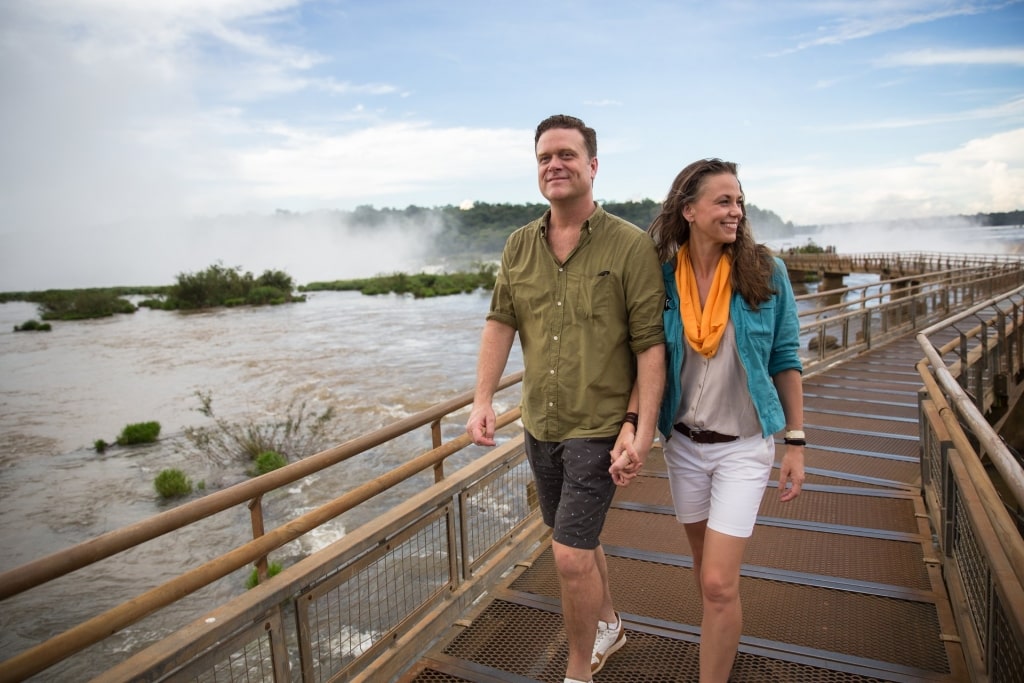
[0, 289, 524, 680]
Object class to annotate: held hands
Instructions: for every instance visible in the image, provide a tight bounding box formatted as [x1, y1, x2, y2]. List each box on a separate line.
[777, 444, 805, 502]
[609, 426, 645, 486]
[466, 403, 497, 447]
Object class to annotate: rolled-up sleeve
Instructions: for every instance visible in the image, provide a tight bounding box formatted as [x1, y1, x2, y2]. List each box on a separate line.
[768, 258, 803, 377]
[624, 233, 666, 355]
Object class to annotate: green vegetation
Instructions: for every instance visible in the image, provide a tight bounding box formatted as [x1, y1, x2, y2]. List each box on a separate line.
[154, 468, 193, 498]
[183, 390, 335, 466]
[303, 265, 497, 298]
[254, 450, 287, 475]
[790, 239, 830, 254]
[246, 561, 283, 589]
[117, 421, 162, 446]
[94, 439, 109, 453]
[0, 265, 302, 315]
[13, 319, 52, 332]
[34, 289, 137, 321]
[0, 285, 166, 305]
[430, 199, 796, 255]
[150, 264, 304, 310]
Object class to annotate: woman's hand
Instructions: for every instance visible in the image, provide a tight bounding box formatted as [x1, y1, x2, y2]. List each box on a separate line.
[777, 444, 805, 501]
[609, 427, 643, 486]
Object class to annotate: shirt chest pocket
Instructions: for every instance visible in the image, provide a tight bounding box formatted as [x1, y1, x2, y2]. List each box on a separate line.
[739, 299, 776, 353]
[574, 269, 619, 321]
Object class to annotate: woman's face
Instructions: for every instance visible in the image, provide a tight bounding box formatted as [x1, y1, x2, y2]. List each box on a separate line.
[683, 172, 743, 247]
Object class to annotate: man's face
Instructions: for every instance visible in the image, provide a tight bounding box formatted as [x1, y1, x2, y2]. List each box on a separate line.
[535, 127, 597, 203]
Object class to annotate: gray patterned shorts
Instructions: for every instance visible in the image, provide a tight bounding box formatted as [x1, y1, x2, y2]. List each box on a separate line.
[524, 431, 617, 549]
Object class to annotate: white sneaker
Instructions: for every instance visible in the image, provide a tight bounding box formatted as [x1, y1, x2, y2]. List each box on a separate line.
[591, 612, 626, 675]
[564, 679, 592, 683]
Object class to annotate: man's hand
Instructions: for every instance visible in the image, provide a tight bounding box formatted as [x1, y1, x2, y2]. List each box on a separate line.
[466, 403, 497, 446]
[609, 429, 643, 486]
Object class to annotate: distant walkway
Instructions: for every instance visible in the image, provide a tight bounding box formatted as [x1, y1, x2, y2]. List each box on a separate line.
[779, 250, 1023, 289]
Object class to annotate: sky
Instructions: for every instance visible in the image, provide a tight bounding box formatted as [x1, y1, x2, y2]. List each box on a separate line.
[1, 0, 1022, 290]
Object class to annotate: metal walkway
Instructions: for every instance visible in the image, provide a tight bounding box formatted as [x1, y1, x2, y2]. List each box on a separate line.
[402, 331, 969, 682]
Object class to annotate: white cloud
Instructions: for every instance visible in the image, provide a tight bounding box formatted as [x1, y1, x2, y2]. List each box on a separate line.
[230, 123, 531, 208]
[785, 1, 997, 52]
[749, 128, 1024, 225]
[811, 95, 1024, 131]
[879, 47, 1024, 67]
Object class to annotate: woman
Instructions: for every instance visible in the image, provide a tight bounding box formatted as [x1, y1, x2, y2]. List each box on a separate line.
[650, 158, 805, 682]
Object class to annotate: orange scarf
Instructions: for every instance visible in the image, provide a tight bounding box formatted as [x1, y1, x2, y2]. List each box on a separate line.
[675, 244, 732, 358]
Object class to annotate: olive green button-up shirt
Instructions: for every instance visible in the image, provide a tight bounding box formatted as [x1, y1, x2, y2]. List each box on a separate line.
[487, 204, 665, 442]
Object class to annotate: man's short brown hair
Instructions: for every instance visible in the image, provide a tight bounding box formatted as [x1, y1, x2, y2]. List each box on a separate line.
[535, 114, 597, 159]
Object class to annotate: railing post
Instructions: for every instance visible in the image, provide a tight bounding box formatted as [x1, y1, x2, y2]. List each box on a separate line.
[959, 332, 970, 392]
[432, 419, 445, 482]
[248, 495, 268, 583]
[976, 320, 989, 413]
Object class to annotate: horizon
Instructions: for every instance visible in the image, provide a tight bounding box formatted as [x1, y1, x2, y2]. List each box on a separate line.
[1, 0, 1022, 290]
[2, 212, 1020, 294]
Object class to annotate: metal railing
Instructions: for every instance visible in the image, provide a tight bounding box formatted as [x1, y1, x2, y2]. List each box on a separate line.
[796, 262, 1024, 372]
[3, 251, 1024, 682]
[94, 429, 544, 683]
[780, 250, 1024, 279]
[916, 285, 1024, 682]
[0, 375, 533, 682]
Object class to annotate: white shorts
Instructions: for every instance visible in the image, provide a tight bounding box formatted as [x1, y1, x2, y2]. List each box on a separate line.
[662, 432, 775, 538]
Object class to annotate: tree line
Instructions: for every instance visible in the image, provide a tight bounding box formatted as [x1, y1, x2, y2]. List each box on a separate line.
[282, 198, 800, 259]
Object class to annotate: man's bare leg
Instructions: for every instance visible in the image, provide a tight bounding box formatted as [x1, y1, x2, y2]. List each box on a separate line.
[553, 540, 605, 681]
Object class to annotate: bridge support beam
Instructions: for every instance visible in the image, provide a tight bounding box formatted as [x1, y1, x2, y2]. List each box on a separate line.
[819, 271, 848, 306]
[887, 279, 926, 324]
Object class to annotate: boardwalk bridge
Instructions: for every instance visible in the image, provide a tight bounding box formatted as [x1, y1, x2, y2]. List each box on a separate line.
[2, 251, 1023, 682]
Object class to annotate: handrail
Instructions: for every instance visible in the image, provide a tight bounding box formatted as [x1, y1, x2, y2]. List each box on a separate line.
[917, 285, 1024, 510]
[796, 262, 1024, 371]
[89, 433, 544, 683]
[781, 251, 1024, 272]
[916, 361, 1024, 584]
[0, 406, 525, 683]
[915, 282, 1024, 681]
[0, 371, 524, 601]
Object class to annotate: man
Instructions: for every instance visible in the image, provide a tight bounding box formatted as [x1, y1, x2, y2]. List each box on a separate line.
[467, 114, 665, 683]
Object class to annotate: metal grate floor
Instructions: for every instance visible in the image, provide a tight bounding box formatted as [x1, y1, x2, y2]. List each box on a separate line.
[402, 334, 968, 682]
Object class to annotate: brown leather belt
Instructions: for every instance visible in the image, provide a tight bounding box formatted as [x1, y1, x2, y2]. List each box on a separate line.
[673, 423, 739, 444]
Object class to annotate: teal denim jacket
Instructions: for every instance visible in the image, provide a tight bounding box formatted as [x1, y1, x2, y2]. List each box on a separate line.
[658, 256, 803, 441]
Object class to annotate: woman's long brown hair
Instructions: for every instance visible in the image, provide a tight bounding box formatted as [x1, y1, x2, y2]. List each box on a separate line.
[648, 158, 776, 307]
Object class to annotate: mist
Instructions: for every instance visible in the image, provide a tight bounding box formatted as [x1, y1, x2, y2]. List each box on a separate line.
[0, 210, 447, 292]
[766, 216, 1023, 256]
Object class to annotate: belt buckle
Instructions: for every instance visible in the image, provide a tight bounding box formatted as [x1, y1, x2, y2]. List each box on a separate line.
[689, 428, 709, 443]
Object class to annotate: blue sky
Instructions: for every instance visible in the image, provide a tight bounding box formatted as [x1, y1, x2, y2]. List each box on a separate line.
[1, 0, 1022, 289]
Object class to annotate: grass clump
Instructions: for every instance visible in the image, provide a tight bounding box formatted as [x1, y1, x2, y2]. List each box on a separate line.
[183, 390, 334, 467]
[94, 439, 109, 453]
[154, 469, 193, 498]
[117, 421, 161, 446]
[13, 319, 52, 332]
[245, 561, 283, 589]
[254, 450, 287, 475]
